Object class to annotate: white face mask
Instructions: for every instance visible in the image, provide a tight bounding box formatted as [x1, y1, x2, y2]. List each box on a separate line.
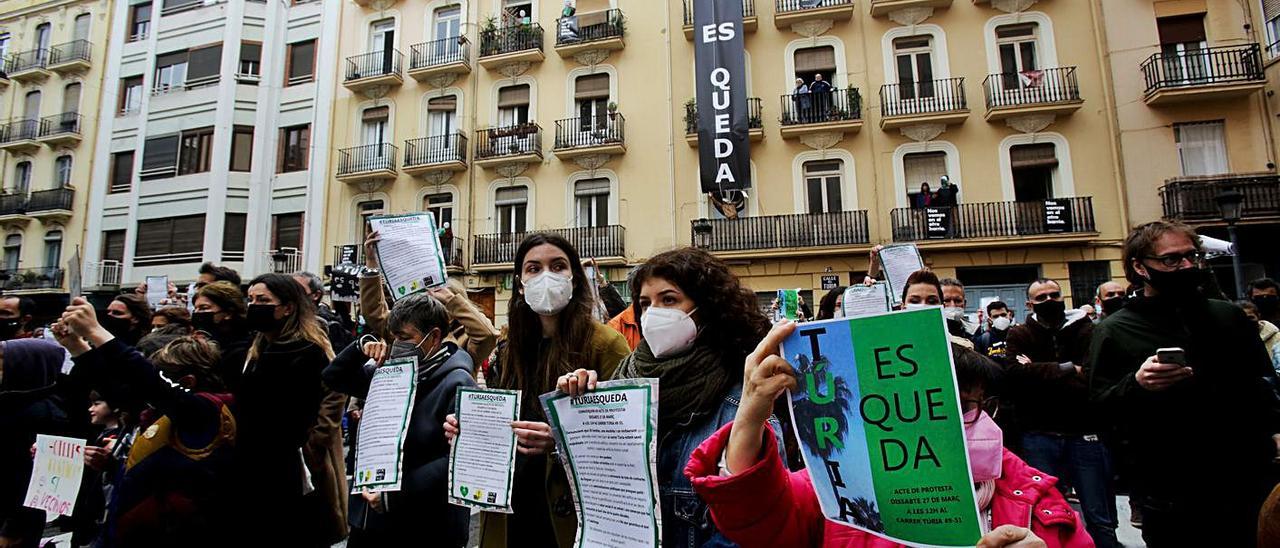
[990, 316, 1011, 331]
[944, 307, 978, 335]
[904, 302, 931, 311]
[642, 306, 699, 358]
[522, 271, 574, 316]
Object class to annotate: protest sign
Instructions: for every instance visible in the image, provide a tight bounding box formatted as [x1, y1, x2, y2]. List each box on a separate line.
[1043, 199, 1073, 233]
[449, 388, 520, 513]
[541, 378, 661, 548]
[877, 244, 924, 306]
[25, 435, 86, 517]
[777, 289, 801, 321]
[145, 275, 168, 309]
[693, 0, 751, 192]
[782, 309, 981, 547]
[842, 282, 891, 318]
[330, 263, 361, 303]
[352, 357, 418, 493]
[369, 213, 448, 301]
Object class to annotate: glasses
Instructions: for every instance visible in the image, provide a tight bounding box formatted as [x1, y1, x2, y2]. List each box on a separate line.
[1030, 291, 1061, 303]
[1143, 251, 1206, 269]
[961, 397, 1000, 425]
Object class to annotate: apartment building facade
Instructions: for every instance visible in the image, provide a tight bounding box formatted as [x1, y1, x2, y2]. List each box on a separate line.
[0, 0, 108, 308]
[80, 0, 341, 292]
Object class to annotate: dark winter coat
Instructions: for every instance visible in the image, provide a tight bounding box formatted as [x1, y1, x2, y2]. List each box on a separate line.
[1004, 310, 1099, 434]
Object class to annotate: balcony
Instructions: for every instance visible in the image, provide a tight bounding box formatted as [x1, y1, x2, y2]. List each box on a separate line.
[473, 225, 625, 268]
[888, 197, 1097, 245]
[404, 132, 468, 176]
[692, 211, 870, 257]
[0, 267, 64, 292]
[1141, 44, 1264, 106]
[37, 113, 82, 147]
[343, 49, 403, 93]
[0, 119, 41, 153]
[408, 36, 471, 82]
[87, 260, 122, 289]
[773, 0, 854, 30]
[27, 188, 73, 223]
[1160, 174, 1280, 224]
[479, 24, 545, 69]
[336, 143, 398, 184]
[0, 194, 28, 225]
[682, 0, 757, 40]
[779, 87, 863, 139]
[47, 40, 91, 74]
[555, 9, 625, 58]
[879, 77, 969, 130]
[869, 0, 951, 17]
[684, 98, 764, 146]
[982, 67, 1083, 122]
[474, 123, 543, 168]
[265, 248, 303, 274]
[553, 114, 625, 159]
[6, 50, 50, 82]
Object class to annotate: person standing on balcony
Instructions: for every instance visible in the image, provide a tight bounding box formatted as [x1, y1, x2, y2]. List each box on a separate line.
[935, 175, 959, 207]
[1004, 278, 1120, 547]
[808, 73, 832, 122]
[792, 78, 811, 123]
[912, 182, 934, 209]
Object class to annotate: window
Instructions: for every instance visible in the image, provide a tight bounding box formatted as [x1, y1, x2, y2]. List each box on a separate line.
[101, 230, 126, 263]
[129, 3, 151, 41]
[894, 36, 935, 100]
[1010, 143, 1058, 201]
[279, 124, 310, 172]
[995, 23, 1039, 90]
[35, 23, 50, 54]
[574, 74, 609, 132]
[903, 151, 948, 207]
[1067, 261, 1110, 309]
[43, 230, 61, 269]
[1156, 14, 1208, 83]
[371, 19, 395, 52]
[134, 215, 205, 264]
[1266, 0, 1280, 56]
[286, 39, 316, 86]
[272, 212, 303, 250]
[1174, 121, 1228, 176]
[230, 126, 253, 172]
[162, 0, 201, 14]
[433, 6, 463, 61]
[503, 0, 533, 24]
[362, 106, 389, 145]
[54, 156, 72, 187]
[110, 151, 134, 193]
[62, 83, 81, 115]
[73, 13, 91, 42]
[3, 235, 20, 272]
[427, 96, 458, 138]
[13, 162, 31, 194]
[497, 84, 531, 126]
[794, 45, 836, 86]
[141, 134, 179, 179]
[178, 127, 214, 175]
[574, 179, 610, 227]
[803, 160, 843, 214]
[495, 186, 529, 234]
[358, 200, 385, 243]
[222, 213, 246, 255]
[239, 42, 261, 77]
[120, 76, 143, 115]
[23, 91, 40, 121]
[186, 44, 222, 88]
[425, 192, 454, 229]
[0, 34, 9, 60]
[154, 50, 188, 92]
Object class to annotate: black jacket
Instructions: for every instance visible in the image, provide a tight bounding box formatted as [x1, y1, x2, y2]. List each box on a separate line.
[1089, 295, 1280, 503]
[0, 340, 69, 543]
[1003, 310, 1097, 434]
[323, 340, 475, 546]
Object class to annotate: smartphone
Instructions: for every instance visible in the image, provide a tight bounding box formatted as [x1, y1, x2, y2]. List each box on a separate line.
[1156, 347, 1187, 367]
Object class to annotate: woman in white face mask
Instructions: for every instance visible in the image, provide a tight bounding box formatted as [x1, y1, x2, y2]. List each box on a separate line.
[557, 247, 786, 547]
[446, 233, 629, 548]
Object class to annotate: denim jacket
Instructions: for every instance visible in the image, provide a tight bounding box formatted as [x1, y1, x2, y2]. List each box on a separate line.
[657, 383, 786, 548]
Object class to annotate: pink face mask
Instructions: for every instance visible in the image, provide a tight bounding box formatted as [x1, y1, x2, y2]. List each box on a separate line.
[964, 409, 1003, 482]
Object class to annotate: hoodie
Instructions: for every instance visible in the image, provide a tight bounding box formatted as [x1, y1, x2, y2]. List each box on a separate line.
[0, 339, 70, 542]
[322, 339, 476, 545]
[1003, 309, 1099, 434]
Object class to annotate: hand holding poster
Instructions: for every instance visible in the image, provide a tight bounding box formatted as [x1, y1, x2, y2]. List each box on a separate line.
[781, 309, 981, 547]
[449, 388, 520, 513]
[352, 357, 418, 493]
[25, 435, 86, 516]
[368, 213, 448, 301]
[145, 275, 168, 309]
[842, 282, 891, 318]
[540, 378, 661, 548]
[876, 244, 924, 305]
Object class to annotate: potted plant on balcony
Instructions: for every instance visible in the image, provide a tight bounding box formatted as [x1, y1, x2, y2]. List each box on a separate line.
[610, 12, 626, 36]
[607, 101, 618, 120]
[683, 98, 697, 134]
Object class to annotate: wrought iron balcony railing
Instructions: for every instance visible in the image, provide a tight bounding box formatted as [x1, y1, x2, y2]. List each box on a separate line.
[693, 211, 870, 252]
[889, 197, 1096, 242]
[780, 87, 862, 126]
[1140, 44, 1263, 94]
[474, 225, 624, 265]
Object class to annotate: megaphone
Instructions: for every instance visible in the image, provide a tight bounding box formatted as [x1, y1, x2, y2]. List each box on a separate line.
[1200, 235, 1236, 259]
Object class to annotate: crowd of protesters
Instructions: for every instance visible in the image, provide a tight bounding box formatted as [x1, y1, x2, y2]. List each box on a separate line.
[1, 219, 1278, 548]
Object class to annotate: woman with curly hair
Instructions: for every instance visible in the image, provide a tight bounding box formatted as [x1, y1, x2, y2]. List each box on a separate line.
[557, 246, 785, 546]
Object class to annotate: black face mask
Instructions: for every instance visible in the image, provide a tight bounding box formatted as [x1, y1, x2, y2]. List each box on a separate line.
[101, 315, 135, 340]
[191, 311, 219, 334]
[1099, 296, 1125, 317]
[1252, 295, 1280, 317]
[1033, 299, 1066, 327]
[245, 304, 283, 333]
[0, 319, 22, 340]
[1145, 267, 1205, 299]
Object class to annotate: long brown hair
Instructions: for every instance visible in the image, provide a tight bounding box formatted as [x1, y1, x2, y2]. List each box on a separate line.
[246, 273, 334, 361]
[497, 233, 598, 413]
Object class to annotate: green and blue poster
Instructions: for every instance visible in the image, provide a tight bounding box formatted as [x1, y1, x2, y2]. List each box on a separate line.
[777, 288, 801, 321]
[782, 308, 981, 547]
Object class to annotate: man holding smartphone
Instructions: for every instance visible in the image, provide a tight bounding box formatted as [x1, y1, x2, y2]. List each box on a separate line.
[1089, 221, 1280, 547]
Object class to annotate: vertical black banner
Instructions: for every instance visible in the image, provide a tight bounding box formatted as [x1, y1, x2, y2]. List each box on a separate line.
[694, 0, 751, 192]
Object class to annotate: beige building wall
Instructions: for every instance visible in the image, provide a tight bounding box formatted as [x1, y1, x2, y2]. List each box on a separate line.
[0, 0, 111, 304]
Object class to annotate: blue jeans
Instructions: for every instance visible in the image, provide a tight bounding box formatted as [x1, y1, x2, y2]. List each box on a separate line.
[1019, 432, 1120, 548]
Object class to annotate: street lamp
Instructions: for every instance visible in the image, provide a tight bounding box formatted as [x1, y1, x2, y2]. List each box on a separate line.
[692, 218, 713, 249]
[1214, 187, 1245, 299]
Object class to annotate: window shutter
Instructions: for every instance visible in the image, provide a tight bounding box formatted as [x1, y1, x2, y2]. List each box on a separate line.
[794, 46, 837, 73]
[1009, 143, 1059, 169]
[273, 213, 303, 250]
[103, 230, 126, 262]
[288, 40, 315, 81]
[141, 135, 179, 172]
[230, 126, 253, 172]
[156, 50, 187, 68]
[171, 215, 206, 255]
[428, 96, 457, 111]
[903, 151, 948, 188]
[495, 186, 528, 204]
[1267, 0, 1280, 20]
[497, 85, 530, 108]
[574, 74, 610, 100]
[186, 44, 222, 82]
[240, 42, 261, 65]
[111, 151, 134, 191]
[362, 106, 389, 122]
[1156, 14, 1207, 45]
[223, 213, 247, 252]
[134, 218, 172, 257]
[574, 178, 610, 196]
